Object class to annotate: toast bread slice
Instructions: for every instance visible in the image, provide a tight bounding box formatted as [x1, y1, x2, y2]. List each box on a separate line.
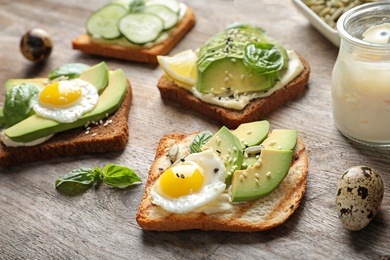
[0, 80, 132, 168]
[72, 7, 196, 63]
[157, 55, 310, 128]
[136, 132, 308, 232]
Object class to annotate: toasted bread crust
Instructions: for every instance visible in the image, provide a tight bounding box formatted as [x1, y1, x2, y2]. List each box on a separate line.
[72, 7, 196, 63]
[136, 132, 308, 232]
[157, 55, 310, 128]
[0, 81, 132, 168]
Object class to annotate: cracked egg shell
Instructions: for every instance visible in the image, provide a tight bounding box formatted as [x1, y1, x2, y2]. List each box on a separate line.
[336, 166, 384, 231]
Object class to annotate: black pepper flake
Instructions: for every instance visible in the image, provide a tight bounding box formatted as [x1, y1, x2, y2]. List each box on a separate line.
[158, 168, 164, 171]
[214, 168, 219, 173]
[180, 174, 185, 179]
[216, 150, 221, 154]
[289, 204, 294, 209]
[294, 155, 299, 161]
[218, 97, 222, 100]
[176, 173, 180, 178]
[180, 158, 185, 162]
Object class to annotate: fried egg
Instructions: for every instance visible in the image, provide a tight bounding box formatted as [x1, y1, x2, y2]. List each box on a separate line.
[33, 78, 99, 123]
[151, 149, 226, 214]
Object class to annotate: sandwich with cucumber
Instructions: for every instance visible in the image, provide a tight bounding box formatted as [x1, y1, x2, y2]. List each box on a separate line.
[72, 0, 196, 63]
[136, 120, 308, 232]
[157, 23, 310, 128]
[0, 62, 132, 168]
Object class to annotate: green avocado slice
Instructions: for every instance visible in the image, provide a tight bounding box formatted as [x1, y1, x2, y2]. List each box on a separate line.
[3, 69, 127, 143]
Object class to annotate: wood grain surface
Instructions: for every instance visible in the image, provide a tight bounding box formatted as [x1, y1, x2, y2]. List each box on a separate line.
[0, 0, 389, 259]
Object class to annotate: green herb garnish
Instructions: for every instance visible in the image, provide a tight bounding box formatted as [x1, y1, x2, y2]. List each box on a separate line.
[55, 164, 141, 196]
[243, 42, 285, 75]
[48, 63, 90, 81]
[3, 83, 39, 127]
[189, 131, 213, 153]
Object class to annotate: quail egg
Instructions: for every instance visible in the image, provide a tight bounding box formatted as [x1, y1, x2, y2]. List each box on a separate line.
[20, 28, 52, 62]
[335, 166, 384, 231]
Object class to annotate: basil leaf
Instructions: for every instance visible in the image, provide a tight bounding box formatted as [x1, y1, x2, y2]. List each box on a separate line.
[55, 168, 100, 196]
[243, 42, 285, 75]
[3, 83, 39, 127]
[103, 164, 141, 187]
[190, 131, 213, 154]
[48, 63, 90, 81]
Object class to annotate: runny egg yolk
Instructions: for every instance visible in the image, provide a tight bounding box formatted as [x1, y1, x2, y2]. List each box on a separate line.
[39, 81, 82, 107]
[159, 162, 204, 198]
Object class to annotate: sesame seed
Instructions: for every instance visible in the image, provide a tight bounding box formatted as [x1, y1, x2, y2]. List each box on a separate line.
[85, 131, 90, 135]
[266, 171, 271, 177]
[268, 140, 276, 146]
[247, 130, 252, 134]
[278, 146, 282, 150]
[255, 173, 259, 179]
[92, 133, 97, 137]
[228, 74, 233, 79]
[240, 74, 245, 80]
[231, 58, 236, 62]
[224, 77, 229, 82]
[239, 175, 244, 182]
[242, 171, 247, 177]
[254, 162, 261, 168]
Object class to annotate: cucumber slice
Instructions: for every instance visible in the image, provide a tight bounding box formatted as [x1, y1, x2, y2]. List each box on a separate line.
[86, 3, 127, 39]
[145, 0, 180, 13]
[144, 5, 179, 30]
[119, 13, 164, 44]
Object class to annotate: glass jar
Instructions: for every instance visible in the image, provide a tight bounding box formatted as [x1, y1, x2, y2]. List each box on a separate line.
[332, 2, 390, 146]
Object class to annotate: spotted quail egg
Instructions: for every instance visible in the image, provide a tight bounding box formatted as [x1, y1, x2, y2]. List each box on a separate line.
[20, 28, 52, 62]
[335, 166, 384, 231]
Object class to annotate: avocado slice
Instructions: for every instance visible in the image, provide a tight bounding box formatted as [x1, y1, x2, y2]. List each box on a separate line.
[3, 69, 127, 143]
[230, 148, 293, 202]
[233, 120, 270, 148]
[79, 61, 109, 93]
[262, 129, 297, 150]
[196, 24, 288, 95]
[230, 127, 298, 202]
[202, 126, 243, 186]
[5, 78, 47, 92]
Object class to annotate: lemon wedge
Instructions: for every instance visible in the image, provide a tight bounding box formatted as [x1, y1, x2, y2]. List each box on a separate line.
[157, 49, 197, 87]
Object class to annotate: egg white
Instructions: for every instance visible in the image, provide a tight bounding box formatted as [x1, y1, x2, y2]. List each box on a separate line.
[33, 78, 99, 123]
[151, 149, 227, 214]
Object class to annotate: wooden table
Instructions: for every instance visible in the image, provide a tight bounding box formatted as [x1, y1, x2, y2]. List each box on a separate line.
[0, 0, 389, 259]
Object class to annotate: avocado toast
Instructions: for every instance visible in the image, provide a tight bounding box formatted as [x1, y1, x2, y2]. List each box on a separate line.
[136, 121, 308, 232]
[157, 24, 310, 128]
[0, 62, 132, 168]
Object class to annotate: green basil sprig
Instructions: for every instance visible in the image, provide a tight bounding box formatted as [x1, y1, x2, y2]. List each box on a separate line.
[3, 83, 40, 127]
[243, 42, 285, 75]
[48, 63, 90, 81]
[55, 164, 141, 196]
[190, 131, 213, 153]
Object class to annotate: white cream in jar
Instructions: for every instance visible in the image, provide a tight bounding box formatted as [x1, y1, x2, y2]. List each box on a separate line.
[331, 3, 390, 146]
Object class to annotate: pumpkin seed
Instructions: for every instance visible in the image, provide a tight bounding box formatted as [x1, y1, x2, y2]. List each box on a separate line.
[303, 0, 383, 29]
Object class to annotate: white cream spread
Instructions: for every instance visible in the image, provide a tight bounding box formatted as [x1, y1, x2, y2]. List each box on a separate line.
[0, 131, 53, 147]
[91, 3, 187, 49]
[185, 50, 304, 110]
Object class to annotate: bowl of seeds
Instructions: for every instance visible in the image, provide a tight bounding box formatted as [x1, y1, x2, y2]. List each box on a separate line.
[292, 0, 383, 46]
